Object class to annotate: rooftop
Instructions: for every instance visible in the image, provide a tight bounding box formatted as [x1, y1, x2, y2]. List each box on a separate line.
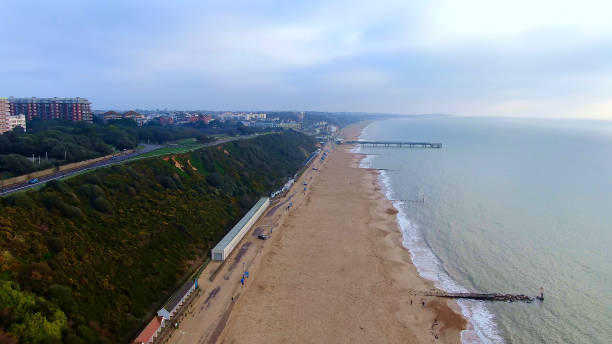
[7, 97, 91, 104]
[212, 197, 268, 253]
[134, 316, 163, 343]
[162, 279, 195, 313]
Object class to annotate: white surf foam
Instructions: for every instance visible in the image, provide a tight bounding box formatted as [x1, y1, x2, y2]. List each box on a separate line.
[348, 124, 502, 342]
[376, 170, 505, 344]
[349, 121, 503, 344]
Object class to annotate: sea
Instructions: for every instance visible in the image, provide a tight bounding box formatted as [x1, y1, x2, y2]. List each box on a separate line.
[353, 116, 611, 344]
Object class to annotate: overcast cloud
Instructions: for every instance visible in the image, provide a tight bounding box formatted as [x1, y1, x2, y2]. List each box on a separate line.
[1, 0, 611, 119]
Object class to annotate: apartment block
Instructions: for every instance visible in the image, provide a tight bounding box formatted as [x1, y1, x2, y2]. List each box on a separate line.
[0, 98, 9, 133]
[8, 97, 93, 122]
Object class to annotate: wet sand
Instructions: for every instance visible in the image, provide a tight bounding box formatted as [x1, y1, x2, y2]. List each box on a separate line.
[218, 123, 466, 343]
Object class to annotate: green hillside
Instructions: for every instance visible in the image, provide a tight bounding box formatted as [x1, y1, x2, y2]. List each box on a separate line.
[0, 131, 316, 343]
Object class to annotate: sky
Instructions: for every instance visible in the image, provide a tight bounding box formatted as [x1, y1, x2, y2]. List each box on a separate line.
[1, 0, 611, 119]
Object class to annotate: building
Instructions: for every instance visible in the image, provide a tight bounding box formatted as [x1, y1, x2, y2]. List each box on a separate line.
[7, 97, 92, 122]
[251, 122, 278, 129]
[102, 111, 122, 121]
[187, 113, 212, 124]
[156, 116, 174, 126]
[199, 114, 213, 124]
[211, 197, 270, 260]
[133, 316, 164, 344]
[279, 121, 302, 130]
[123, 111, 146, 126]
[157, 279, 197, 320]
[215, 112, 267, 122]
[7, 114, 26, 132]
[0, 98, 9, 133]
[103, 110, 146, 126]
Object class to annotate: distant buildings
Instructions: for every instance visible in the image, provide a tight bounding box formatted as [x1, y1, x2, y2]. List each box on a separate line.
[250, 121, 278, 129]
[279, 121, 302, 130]
[217, 112, 266, 122]
[311, 120, 337, 135]
[7, 114, 26, 132]
[187, 113, 212, 124]
[102, 110, 146, 126]
[0, 98, 9, 133]
[0, 98, 26, 134]
[157, 116, 174, 126]
[101, 111, 122, 121]
[7, 97, 92, 122]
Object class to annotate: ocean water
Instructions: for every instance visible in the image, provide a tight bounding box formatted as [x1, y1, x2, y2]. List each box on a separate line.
[354, 117, 612, 344]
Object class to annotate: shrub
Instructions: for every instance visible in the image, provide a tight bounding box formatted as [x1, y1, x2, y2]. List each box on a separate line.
[159, 176, 176, 190]
[47, 284, 77, 315]
[206, 173, 222, 187]
[85, 175, 102, 185]
[46, 180, 70, 194]
[3, 193, 34, 208]
[47, 238, 64, 253]
[77, 184, 104, 199]
[41, 194, 62, 210]
[91, 197, 113, 214]
[64, 205, 83, 218]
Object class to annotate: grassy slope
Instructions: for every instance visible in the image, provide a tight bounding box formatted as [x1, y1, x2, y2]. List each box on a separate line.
[135, 138, 206, 159]
[0, 131, 316, 343]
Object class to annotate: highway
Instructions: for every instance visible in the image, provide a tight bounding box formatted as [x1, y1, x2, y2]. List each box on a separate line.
[0, 134, 262, 197]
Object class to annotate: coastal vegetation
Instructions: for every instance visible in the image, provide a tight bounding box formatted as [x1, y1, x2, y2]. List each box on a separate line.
[0, 119, 272, 180]
[0, 131, 316, 343]
[0, 119, 206, 179]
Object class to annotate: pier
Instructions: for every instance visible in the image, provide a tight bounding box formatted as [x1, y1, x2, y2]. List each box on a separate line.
[345, 140, 442, 148]
[422, 291, 537, 303]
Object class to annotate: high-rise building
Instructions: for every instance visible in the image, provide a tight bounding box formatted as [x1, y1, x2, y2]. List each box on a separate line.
[7, 97, 93, 122]
[0, 98, 9, 133]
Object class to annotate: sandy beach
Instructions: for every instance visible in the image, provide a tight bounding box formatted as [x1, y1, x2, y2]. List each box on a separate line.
[166, 122, 466, 344]
[219, 122, 465, 343]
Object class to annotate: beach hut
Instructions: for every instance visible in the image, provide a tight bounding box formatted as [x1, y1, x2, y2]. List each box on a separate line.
[157, 279, 197, 320]
[211, 197, 269, 261]
[133, 316, 164, 344]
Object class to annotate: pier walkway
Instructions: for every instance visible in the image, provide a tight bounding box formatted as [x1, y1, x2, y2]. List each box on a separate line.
[345, 140, 442, 148]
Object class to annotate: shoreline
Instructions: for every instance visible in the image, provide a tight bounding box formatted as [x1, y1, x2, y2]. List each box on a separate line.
[348, 122, 470, 342]
[218, 121, 466, 343]
[348, 122, 475, 342]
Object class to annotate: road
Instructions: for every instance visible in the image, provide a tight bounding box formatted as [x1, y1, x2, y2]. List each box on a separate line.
[0, 134, 264, 197]
[0, 144, 162, 196]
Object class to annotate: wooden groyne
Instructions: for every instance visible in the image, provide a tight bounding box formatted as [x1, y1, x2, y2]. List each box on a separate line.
[423, 291, 537, 303]
[345, 140, 442, 148]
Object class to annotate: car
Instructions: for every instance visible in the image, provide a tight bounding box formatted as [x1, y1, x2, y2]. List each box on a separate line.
[312, 167, 318, 170]
[257, 234, 269, 240]
[28, 178, 39, 184]
[303, 182, 308, 185]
